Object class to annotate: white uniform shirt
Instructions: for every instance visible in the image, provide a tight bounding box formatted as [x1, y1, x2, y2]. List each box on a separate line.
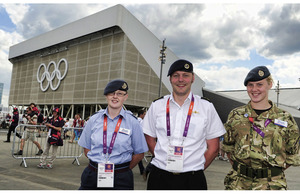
[138, 117, 143, 124]
[142, 92, 226, 172]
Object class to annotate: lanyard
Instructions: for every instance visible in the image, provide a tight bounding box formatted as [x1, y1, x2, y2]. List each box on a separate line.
[166, 95, 194, 145]
[247, 116, 271, 138]
[103, 115, 123, 159]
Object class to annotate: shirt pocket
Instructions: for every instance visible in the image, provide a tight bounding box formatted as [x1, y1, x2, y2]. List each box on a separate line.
[155, 112, 167, 132]
[263, 124, 285, 154]
[115, 130, 132, 154]
[187, 115, 206, 140]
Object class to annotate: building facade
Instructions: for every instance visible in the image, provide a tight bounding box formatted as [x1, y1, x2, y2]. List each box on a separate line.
[8, 5, 205, 119]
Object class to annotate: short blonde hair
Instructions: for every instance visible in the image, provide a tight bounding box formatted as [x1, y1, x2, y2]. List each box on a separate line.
[266, 75, 274, 86]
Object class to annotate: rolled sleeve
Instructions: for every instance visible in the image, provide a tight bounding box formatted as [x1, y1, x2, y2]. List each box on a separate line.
[285, 116, 300, 166]
[222, 111, 236, 153]
[131, 121, 149, 154]
[142, 102, 157, 138]
[78, 118, 93, 150]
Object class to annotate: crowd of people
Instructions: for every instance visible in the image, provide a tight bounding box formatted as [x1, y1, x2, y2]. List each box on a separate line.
[3, 103, 86, 168]
[1, 59, 300, 190]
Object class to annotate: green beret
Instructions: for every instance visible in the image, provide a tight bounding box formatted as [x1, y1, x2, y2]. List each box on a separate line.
[167, 59, 193, 76]
[104, 79, 128, 95]
[244, 66, 270, 86]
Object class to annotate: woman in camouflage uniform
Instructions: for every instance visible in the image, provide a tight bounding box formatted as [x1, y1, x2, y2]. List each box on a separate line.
[222, 66, 300, 190]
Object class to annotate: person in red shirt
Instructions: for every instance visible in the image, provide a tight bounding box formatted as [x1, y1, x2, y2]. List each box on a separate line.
[37, 107, 65, 169]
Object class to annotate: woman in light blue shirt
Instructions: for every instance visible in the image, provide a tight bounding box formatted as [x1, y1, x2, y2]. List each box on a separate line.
[78, 79, 148, 190]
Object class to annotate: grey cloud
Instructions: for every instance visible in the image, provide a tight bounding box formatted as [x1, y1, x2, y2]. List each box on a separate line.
[259, 4, 300, 56]
[214, 12, 253, 57]
[18, 4, 108, 39]
[127, 4, 210, 60]
[167, 32, 212, 60]
[132, 4, 258, 61]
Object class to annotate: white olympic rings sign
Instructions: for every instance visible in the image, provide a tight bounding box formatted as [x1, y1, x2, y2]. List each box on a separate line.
[37, 58, 68, 92]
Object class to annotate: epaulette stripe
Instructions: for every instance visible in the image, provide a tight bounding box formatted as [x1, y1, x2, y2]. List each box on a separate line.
[153, 96, 164, 102]
[201, 96, 211, 102]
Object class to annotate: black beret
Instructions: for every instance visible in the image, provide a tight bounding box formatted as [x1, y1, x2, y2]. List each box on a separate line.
[167, 59, 193, 76]
[104, 79, 128, 95]
[244, 66, 270, 86]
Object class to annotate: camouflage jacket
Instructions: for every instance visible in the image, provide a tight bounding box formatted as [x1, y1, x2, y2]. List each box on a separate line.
[222, 100, 300, 169]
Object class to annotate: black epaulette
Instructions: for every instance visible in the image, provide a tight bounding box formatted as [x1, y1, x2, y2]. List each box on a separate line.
[201, 96, 211, 102]
[124, 110, 137, 119]
[90, 110, 100, 118]
[131, 113, 138, 120]
[153, 96, 164, 102]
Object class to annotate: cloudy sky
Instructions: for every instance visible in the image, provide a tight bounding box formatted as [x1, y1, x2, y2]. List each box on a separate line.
[1, 2, 300, 107]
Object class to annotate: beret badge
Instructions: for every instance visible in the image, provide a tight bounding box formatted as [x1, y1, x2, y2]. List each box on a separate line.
[258, 70, 264, 77]
[122, 83, 127, 89]
[184, 63, 190, 69]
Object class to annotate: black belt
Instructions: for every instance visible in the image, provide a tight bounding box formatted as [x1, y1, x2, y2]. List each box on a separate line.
[153, 165, 204, 176]
[88, 160, 130, 173]
[233, 161, 283, 179]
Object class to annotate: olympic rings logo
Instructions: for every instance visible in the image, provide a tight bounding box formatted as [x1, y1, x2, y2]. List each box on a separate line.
[37, 58, 68, 92]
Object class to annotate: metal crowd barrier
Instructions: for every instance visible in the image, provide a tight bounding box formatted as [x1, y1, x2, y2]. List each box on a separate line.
[12, 124, 84, 168]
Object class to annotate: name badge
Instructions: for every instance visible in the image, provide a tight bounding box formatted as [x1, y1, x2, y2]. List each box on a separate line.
[166, 145, 184, 172]
[274, 119, 288, 128]
[119, 128, 131, 135]
[97, 163, 114, 188]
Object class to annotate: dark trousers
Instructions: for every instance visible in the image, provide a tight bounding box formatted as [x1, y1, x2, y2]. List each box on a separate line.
[138, 160, 145, 174]
[147, 165, 207, 190]
[6, 125, 21, 141]
[79, 166, 134, 190]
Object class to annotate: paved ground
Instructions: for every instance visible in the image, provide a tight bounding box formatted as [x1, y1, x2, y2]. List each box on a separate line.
[0, 129, 300, 190]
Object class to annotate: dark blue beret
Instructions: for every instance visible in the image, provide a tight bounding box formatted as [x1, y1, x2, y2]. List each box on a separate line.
[104, 79, 128, 95]
[167, 59, 193, 76]
[244, 66, 270, 86]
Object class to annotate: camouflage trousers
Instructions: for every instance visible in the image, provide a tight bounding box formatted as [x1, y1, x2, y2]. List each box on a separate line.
[224, 168, 287, 190]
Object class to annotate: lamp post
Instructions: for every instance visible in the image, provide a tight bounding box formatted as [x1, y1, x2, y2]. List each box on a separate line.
[275, 80, 280, 107]
[158, 39, 167, 97]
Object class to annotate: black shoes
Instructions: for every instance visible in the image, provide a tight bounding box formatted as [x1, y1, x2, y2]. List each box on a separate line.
[14, 149, 43, 156]
[14, 150, 23, 155]
[36, 149, 43, 156]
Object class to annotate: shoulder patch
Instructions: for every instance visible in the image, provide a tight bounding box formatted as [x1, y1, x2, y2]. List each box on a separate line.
[153, 96, 164, 102]
[90, 110, 101, 118]
[125, 110, 138, 119]
[201, 96, 211, 102]
[131, 113, 138, 120]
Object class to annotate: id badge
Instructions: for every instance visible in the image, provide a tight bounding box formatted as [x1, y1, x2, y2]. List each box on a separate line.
[166, 145, 184, 172]
[274, 119, 288, 127]
[97, 163, 114, 188]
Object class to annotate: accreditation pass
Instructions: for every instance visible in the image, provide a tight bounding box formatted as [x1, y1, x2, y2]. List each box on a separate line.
[166, 145, 184, 172]
[97, 163, 114, 188]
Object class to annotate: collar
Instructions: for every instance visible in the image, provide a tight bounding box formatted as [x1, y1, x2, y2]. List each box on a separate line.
[103, 107, 125, 120]
[170, 91, 193, 105]
[246, 100, 278, 120]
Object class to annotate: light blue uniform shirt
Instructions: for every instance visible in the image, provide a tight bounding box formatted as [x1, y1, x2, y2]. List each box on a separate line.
[78, 108, 148, 164]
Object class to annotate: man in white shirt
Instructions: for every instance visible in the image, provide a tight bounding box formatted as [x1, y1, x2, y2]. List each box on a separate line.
[142, 59, 226, 190]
